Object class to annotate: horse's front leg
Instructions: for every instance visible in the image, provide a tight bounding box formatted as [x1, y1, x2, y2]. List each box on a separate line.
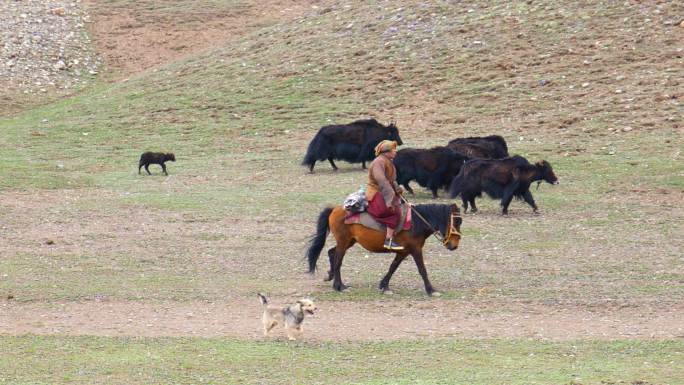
[379, 251, 408, 294]
[412, 250, 440, 297]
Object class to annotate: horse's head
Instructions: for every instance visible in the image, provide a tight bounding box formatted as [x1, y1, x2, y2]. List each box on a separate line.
[442, 204, 462, 250]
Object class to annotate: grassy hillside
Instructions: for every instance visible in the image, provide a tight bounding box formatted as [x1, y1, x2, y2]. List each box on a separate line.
[1, 0, 682, 304]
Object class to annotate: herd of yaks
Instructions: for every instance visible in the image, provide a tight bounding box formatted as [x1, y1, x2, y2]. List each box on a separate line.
[303, 118, 558, 215]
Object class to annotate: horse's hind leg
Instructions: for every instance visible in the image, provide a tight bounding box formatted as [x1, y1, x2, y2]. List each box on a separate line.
[325, 247, 336, 282]
[331, 244, 351, 292]
[411, 250, 439, 296]
[379, 251, 408, 294]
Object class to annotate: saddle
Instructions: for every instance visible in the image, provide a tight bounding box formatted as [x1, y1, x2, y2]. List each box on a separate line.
[344, 203, 412, 232]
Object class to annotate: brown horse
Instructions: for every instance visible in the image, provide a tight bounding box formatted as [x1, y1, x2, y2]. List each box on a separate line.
[306, 203, 462, 296]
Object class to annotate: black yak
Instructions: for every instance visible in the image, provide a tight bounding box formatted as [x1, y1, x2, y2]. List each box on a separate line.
[448, 155, 558, 215]
[139, 152, 175, 175]
[394, 146, 470, 198]
[302, 119, 403, 172]
[446, 135, 509, 159]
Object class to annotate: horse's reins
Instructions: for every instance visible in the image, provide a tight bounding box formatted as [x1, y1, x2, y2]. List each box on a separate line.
[399, 195, 461, 246]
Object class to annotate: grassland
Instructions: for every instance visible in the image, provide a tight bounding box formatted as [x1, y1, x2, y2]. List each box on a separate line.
[1, 0, 682, 384]
[2, 336, 683, 385]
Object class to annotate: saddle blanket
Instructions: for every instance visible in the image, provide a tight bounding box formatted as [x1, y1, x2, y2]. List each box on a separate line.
[344, 204, 412, 232]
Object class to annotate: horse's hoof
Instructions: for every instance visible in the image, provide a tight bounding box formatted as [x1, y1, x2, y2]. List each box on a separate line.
[430, 291, 442, 297]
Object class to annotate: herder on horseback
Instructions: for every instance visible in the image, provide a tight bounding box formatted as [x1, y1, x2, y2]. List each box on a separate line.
[305, 140, 463, 296]
[365, 140, 405, 251]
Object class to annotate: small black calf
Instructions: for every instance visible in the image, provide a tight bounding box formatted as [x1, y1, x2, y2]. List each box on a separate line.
[139, 152, 175, 175]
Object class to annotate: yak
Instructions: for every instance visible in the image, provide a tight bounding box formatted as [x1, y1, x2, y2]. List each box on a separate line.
[394, 146, 470, 198]
[302, 119, 403, 172]
[446, 135, 509, 159]
[448, 155, 558, 215]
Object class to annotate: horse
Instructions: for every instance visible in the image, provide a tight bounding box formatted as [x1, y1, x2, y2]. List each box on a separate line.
[305, 203, 462, 296]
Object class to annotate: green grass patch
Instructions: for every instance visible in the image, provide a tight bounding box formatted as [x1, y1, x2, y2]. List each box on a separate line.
[1, 336, 682, 385]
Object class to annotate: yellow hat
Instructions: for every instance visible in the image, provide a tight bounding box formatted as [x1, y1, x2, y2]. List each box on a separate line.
[374, 140, 397, 156]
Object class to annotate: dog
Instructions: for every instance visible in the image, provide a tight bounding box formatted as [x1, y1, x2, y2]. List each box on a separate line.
[258, 293, 316, 341]
[138, 152, 175, 175]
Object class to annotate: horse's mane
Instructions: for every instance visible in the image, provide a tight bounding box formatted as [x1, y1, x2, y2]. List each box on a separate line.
[410, 204, 452, 237]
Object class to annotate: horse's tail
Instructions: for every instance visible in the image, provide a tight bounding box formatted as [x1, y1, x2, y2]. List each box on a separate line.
[306, 207, 333, 274]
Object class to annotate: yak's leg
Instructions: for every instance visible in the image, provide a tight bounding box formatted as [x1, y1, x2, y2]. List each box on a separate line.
[411, 249, 439, 296]
[462, 197, 469, 213]
[469, 197, 478, 213]
[138, 164, 143, 174]
[144, 164, 152, 175]
[522, 190, 539, 213]
[308, 161, 316, 173]
[379, 251, 409, 294]
[328, 158, 338, 171]
[362, 161, 367, 169]
[161, 162, 168, 176]
[500, 182, 520, 215]
[403, 183, 415, 196]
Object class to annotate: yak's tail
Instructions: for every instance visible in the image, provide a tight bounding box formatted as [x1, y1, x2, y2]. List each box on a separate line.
[302, 131, 325, 168]
[306, 207, 333, 273]
[258, 293, 268, 307]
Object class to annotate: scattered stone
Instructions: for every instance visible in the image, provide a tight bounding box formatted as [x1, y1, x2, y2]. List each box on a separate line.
[622, 126, 633, 132]
[50, 7, 66, 17]
[1, 1, 101, 94]
[45, 239, 55, 245]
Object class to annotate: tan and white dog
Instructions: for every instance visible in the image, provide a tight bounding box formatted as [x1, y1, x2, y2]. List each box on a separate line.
[258, 293, 316, 341]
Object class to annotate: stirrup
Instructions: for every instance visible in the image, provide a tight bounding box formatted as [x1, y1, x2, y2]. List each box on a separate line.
[384, 238, 404, 251]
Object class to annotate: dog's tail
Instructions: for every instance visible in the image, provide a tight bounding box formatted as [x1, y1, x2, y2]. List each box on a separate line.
[306, 206, 333, 274]
[258, 293, 268, 307]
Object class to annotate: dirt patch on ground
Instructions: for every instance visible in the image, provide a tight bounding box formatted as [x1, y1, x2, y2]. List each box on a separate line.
[3, 299, 682, 341]
[83, 0, 315, 79]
